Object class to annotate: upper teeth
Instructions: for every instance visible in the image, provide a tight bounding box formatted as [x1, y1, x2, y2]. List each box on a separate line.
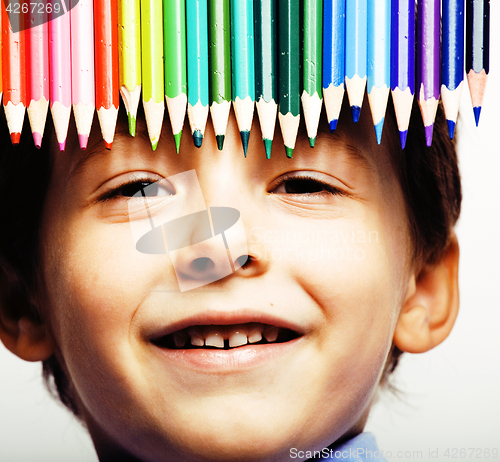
[172, 323, 281, 349]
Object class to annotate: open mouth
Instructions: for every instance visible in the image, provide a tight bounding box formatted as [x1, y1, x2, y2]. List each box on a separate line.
[152, 323, 301, 350]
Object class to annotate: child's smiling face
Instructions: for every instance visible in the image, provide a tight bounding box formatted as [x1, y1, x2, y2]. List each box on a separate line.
[37, 105, 414, 461]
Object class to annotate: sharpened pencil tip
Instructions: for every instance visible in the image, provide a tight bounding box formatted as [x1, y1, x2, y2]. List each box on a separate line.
[78, 134, 88, 150]
[309, 137, 315, 148]
[399, 130, 408, 150]
[374, 119, 384, 145]
[151, 141, 159, 151]
[285, 146, 293, 158]
[174, 132, 182, 154]
[351, 106, 361, 123]
[128, 114, 136, 137]
[10, 132, 21, 145]
[425, 125, 434, 147]
[193, 130, 203, 148]
[59, 140, 66, 151]
[447, 120, 456, 140]
[329, 119, 338, 132]
[473, 106, 481, 127]
[104, 141, 113, 150]
[240, 131, 250, 157]
[264, 139, 272, 159]
[216, 135, 225, 151]
[33, 132, 43, 149]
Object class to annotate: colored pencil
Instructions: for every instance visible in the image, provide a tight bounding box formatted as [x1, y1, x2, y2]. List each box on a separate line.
[442, 0, 465, 139]
[367, 0, 390, 145]
[302, 0, 323, 147]
[141, 0, 165, 150]
[417, 0, 441, 147]
[2, 3, 26, 145]
[323, 0, 345, 133]
[466, 0, 490, 126]
[186, 0, 209, 148]
[278, 0, 300, 158]
[26, 8, 49, 148]
[94, 0, 119, 149]
[164, 0, 187, 153]
[345, 0, 367, 123]
[49, 8, 72, 151]
[208, 0, 231, 151]
[118, 0, 142, 137]
[391, 0, 415, 149]
[254, 0, 278, 158]
[71, 0, 95, 149]
[230, 0, 255, 156]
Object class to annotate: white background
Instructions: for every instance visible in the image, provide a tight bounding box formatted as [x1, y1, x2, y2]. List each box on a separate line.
[1, 3, 499, 461]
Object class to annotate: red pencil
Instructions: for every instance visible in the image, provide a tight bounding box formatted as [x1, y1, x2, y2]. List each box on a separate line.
[94, 0, 119, 149]
[2, 3, 26, 145]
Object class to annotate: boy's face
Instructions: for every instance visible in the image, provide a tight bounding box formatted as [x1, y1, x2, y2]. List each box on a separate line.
[38, 105, 413, 461]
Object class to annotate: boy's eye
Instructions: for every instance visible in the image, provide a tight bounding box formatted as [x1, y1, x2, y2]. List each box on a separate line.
[270, 173, 343, 196]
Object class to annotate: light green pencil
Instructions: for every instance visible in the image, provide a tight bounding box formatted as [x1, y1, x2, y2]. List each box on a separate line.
[302, 0, 323, 147]
[118, 0, 141, 137]
[164, 0, 187, 153]
[141, 0, 165, 151]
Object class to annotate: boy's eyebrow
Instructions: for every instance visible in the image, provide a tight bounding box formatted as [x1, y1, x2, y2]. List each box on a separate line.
[69, 126, 150, 180]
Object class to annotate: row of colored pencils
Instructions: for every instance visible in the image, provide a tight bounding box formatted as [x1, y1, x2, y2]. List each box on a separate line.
[1, 0, 491, 155]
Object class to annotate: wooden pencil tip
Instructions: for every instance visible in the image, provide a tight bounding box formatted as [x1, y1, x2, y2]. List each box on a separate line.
[351, 106, 361, 124]
[128, 114, 136, 137]
[193, 130, 203, 148]
[399, 131, 408, 150]
[473, 107, 482, 127]
[425, 125, 434, 147]
[59, 141, 66, 151]
[447, 120, 456, 140]
[329, 119, 338, 132]
[374, 119, 384, 145]
[264, 139, 272, 159]
[104, 141, 113, 150]
[78, 134, 89, 150]
[309, 137, 316, 148]
[10, 132, 21, 145]
[151, 141, 159, 151]
[285, 146, 294, 158]
[33, 132, 43, 149]
[174, 132, 182, 154]
[240, 131, 250, 157]
[216, 135, 225, 151]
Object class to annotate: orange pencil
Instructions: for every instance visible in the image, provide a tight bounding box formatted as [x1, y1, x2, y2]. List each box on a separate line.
[2, 4, 26, 145]
[94, 0, 119, 149]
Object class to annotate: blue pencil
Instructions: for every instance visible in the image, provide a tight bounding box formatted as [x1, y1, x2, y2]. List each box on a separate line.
[367, 0, 390, 144]
[345, 0, 367, 123]
[186, 0, 210, 147]
[442, 0, 465, 139]
[323, 0, 345, 132]
[391, 0, 415, 149]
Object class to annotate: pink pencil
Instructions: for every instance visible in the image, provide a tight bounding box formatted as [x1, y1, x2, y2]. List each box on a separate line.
[49, 8, 72, 151]
[26, 13, 50, 149]
[71, 0, 95, 150]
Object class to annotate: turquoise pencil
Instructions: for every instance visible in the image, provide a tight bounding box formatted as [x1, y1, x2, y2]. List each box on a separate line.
[230, 0, 255, 156]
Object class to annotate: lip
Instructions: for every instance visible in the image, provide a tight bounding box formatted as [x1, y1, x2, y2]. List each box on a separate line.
[152, 335, 305, 372]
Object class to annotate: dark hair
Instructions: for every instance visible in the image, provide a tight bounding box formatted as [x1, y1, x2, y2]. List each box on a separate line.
[0, 97, 461, 417]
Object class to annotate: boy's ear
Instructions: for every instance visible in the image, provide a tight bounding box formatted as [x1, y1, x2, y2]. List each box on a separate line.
[394, 233, 460, 353]
[0, 274, 55, 362]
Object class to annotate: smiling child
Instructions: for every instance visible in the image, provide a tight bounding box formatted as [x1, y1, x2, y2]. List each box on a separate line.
[0, 89, 461, 462]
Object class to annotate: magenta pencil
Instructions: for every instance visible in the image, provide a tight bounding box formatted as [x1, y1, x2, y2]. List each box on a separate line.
[71, 0, 95, 150]
[417, 0, 440, 146]
[26, 12, 49, 149]
[49, 9, 72, 151]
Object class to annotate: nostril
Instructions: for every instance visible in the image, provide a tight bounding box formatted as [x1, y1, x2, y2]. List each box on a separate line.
[191, 257, 214, 272]
[236, 255, 251, 269]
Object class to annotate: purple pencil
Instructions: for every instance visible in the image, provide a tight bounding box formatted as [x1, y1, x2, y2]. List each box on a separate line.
[417, 0, 440, 146]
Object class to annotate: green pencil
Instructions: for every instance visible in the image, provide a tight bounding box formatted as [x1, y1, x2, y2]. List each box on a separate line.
[208, 0, 231, 150]
[141, 0, 165, 151]
[118, 0, 141, 137]
[254, 0, 278, 158]
[278, 0, 301, 158]
[302, 0, 323, 147]
[164, 0, 187, 153]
